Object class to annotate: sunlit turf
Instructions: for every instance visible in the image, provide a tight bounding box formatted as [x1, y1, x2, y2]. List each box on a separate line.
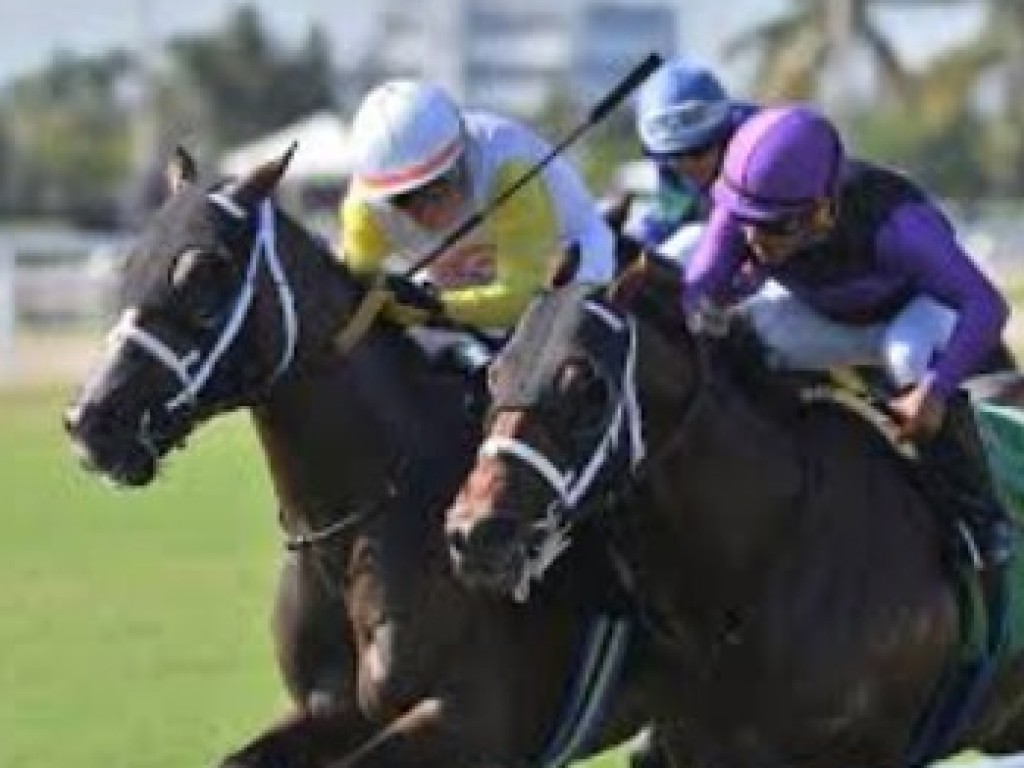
[0, 386, 629, 768]
[0, 387, 283, 768]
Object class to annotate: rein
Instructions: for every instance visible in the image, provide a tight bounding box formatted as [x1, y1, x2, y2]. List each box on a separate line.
[624, 316, 711, 493]
[283, 495, 389, 551]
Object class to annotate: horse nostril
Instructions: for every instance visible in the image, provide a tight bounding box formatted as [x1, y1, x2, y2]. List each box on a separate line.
[448, 527, 469, 557]
[64, 402, 120, 444]
[63, 404, 83, 436]
[463, 516, 522, 561]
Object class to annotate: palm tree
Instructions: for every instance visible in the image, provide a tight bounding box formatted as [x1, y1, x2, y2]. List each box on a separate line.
[911, 0, 1024, 194]
[724, 0, 910, 107]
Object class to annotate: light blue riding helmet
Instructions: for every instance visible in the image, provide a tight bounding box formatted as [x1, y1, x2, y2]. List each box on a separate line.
[636, 59, 733, 156]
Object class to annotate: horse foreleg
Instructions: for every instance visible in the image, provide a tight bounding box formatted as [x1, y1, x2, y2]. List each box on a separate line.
[218, 705, 378, 768]
[325, 698, 492, 768]
[220, 553, 376, 767]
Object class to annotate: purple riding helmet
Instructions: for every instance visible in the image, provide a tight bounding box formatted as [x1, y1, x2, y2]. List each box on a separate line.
[712, 105, 844, 223]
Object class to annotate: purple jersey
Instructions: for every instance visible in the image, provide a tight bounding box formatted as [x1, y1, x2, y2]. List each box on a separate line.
[683, 162, 1009, 398]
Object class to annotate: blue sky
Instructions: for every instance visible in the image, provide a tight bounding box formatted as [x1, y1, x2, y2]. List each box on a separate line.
[0, 0, 987, 89]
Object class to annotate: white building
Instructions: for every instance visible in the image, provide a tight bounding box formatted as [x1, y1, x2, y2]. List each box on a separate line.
[375, 0, 678, 116]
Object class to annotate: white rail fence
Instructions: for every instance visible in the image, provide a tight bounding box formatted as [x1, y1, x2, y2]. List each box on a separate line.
[0, 227, 124, 385]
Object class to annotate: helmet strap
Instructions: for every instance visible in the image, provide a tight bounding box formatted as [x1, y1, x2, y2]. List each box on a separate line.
[810, 197, 838, 233]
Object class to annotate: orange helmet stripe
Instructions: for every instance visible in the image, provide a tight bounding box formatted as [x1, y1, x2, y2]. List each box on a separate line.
[358, 136, 462, 193]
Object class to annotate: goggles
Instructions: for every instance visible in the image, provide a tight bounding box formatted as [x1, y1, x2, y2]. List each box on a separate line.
[639, 100, 730, 156]
[391, 158, 468, 213]
[736, 211, 812, 237]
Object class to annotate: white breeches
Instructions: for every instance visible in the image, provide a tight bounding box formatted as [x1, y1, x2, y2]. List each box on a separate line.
[739, 285, 957, 389]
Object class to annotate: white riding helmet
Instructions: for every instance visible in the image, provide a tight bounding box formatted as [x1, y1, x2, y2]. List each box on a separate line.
[350, 80, 466, 201]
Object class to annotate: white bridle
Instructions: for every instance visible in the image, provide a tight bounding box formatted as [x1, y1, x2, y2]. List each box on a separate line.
[477, 301, 646, 600]
[106, 196, 298, 414]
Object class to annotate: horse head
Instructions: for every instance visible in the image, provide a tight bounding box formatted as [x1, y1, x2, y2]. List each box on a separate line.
[446, 257, 700, 599]
[64, 145, 356, 486]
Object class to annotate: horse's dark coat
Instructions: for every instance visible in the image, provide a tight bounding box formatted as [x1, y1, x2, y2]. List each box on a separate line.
[448, 260, 1024, 768]
[65, 154, 693, 768]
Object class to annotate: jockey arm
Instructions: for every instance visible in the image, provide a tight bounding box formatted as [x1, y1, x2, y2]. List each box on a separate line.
[340, 162, 608, 329]
[405, 157, 614, 328]
[438, 162, 563, 328]
[681, 206, 749, 312]
[878, 203, 1009, 400]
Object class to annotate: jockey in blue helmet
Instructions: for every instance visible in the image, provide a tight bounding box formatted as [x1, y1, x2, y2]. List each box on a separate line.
[632, 58, 757, 250]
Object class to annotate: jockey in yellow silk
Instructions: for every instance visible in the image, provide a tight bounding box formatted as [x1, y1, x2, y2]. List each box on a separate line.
[338, 80, 616, 333]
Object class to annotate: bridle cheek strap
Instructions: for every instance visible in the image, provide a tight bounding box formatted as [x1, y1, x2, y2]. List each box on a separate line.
[108, 198, 298, 413]
[480, 435, 572, 505]
[478, 316, 645, 514]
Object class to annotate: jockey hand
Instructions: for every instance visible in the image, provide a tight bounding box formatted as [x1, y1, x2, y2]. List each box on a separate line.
[888, 380, 947, 442]
[383, 273, 445, 325]
[685, 296, 730, 338]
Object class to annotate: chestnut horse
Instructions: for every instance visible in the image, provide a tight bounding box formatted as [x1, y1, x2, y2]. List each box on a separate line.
[446, 259, 1024, 768]
[65, 151, 691, 768]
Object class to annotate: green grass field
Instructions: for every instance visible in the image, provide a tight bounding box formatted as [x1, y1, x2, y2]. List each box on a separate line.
[0, 387, 628, 768]
[4, 347, 1023, 767]
[0, 387, 285, 768]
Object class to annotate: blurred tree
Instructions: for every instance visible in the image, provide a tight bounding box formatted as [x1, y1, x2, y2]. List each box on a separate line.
[0, 109, 12, 207]
[533, 81, 636, 196]
[911, 0, 1024, 196]
[2, 50, 132, 225]
[167, 6, 337, 150]
[725, 0, 910, 108]
[0, 4, 342, 224]
[852, 107, 988, 199]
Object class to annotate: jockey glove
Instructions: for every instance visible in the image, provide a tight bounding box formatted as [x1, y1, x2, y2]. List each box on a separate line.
[685, 296, 730, 338]
[383, 273, 446, 325]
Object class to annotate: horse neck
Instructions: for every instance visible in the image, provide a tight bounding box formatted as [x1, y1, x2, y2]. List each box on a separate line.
[636, 322, 807, 601]
[250, 214, 473, 533]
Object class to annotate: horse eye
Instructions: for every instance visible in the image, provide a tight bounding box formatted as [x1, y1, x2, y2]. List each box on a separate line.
[169, 247, 207, 290]
[555, 359, 594, 397]
[190, 294, 225, 330]
[169, 248, 234, 330]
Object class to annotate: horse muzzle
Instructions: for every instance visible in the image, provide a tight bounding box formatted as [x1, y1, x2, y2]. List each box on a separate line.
[446, 513, 530, 598]
[64, 401, 160, 487]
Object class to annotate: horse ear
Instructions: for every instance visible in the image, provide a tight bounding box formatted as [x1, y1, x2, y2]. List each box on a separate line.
[546, 242, 580, 290]
[599, 191, 634, 234]
[232, 141, 298, 206]
[166, 146, 198, 194]
[605, 257, 647, 311]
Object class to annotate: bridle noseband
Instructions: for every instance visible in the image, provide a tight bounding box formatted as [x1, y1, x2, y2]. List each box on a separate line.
[474, 293, 712, 601]
[108, 195, 299, 426]
[479, 299, 646, 599]
[483, 301, 645, 512]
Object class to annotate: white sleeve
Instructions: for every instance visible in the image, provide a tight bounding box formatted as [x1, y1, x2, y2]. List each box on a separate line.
[571, 211, 616, 283]
[539, 156, 615, 284]
[478, 113, 616, 284]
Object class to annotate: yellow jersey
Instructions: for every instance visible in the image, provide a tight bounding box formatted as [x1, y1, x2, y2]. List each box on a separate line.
[339, 111, 615, 330]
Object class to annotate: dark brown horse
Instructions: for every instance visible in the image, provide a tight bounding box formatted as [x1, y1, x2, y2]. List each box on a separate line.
[446, 258, 1024, 768]
[64, 151, 691, 768]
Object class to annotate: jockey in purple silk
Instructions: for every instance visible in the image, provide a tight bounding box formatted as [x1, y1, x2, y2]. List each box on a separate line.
[683, 104, 1013, 571]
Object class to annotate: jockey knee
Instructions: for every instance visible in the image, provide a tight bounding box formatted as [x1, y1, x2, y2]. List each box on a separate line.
[883, 297, 957, 388]
[882, 338, 930, 391]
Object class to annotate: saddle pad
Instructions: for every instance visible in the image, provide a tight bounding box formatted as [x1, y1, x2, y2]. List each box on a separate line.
[975, 402, 1024, 519]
